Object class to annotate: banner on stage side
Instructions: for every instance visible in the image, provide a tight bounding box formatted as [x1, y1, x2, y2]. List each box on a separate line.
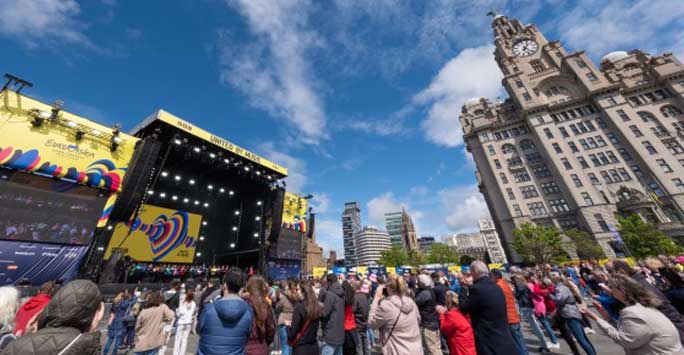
[312, 267, 327, 278]
[0, 240, 87, 285]
[0, 90, 137, 192]
[282, 192, 308, 233]
[104, 204, 202, 263]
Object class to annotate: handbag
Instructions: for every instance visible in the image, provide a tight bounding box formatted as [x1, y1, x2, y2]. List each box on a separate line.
[287, 319, 311, 347]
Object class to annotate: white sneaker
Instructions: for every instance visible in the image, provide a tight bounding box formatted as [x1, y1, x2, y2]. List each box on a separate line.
[584, 327, 595, 334]
[547, 342, 561, 349]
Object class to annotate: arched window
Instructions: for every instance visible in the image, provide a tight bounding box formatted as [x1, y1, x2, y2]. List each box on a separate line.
[501, 143, 517, 154]
[637, 111, 656, 123]
[661, 105, 683, 118]
[520, 139, 536, 151]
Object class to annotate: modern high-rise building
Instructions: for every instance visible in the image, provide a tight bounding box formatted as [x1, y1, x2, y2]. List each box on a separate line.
[445, 233, 488, 260]
[418, 236, 436, 254]
[384, 211, 403, 246]
[355, 226, 391, 266]
[342, 202, 362, 267]
[461, 14, 684, 262]
[479, 219, 508, 264]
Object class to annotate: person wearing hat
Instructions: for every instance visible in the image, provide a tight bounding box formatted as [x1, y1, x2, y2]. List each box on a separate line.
[352, 280, 370, 355]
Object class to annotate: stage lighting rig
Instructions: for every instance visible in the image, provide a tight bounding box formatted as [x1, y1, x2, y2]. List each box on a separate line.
[28, 108, 50, 127]
[75, 130, 84, 140]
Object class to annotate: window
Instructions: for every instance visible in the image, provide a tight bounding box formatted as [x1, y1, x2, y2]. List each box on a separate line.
[649, 182, 665, 197]
[544, 128, 554, 139]
[571, 174, 583, 187]
[501, 144, 517, 154]
[585, 120, 596, 131]
[581, 192, 594, 206]
[665, 140, 684, 155]
[536, 116, 544, 124]
[500, 173, 509, 184]
[512, 168, 531, 182]
[609, 169, 622, 182]
[586, 72, 598, 81]
[549, 199, 571, 213]
[569, 124, 580, 135]
[597, 152, 610, 165]
[541, 181, 561, 194]
[487, 145, 495, 156]
[559, 127, 569, 138]
[596, 116, 607, 128]
[568, 142, 579, 153]
[674, 121, 684, 133]
[561, 158, 572, 170]
[651, 125, 670, 137]
[631, 165, 644, 179]
[629, 96, 642, 106]
[559, 219, 579, 231]
[512, 204, 523, 217]
[494, 159, 502, 169]
[527, 202, 548, 217]
[618, 148, 632, 161]
[520, 139, 536, 151]
[595, 214, 610, 232]
[587, 137, 598, 148]
[673, 178, 684, 192]
[531, 60, 544, 73]
[507, 157, 523, 167]
[596, 136, 607, 147]
[579, 139, 590, 150]
[515, 80, 524, 88]
[661, 105, 683, 118]
[577, 122, 589, 133]
[642, 141, 657, 155]
[657, 159, 673, 173]
[616, 109, 630, 121]
[607, 96, 617, 105]
[506, 188, 516, 200]
[601, 171, 613, 184]
[575, 59, 587, 68]
[606, 151, 619, 164]
[577, 156, 590, 169]
[480, 132, 490, 142]
[629, 125, 643, 137]
[618, 168, 632, 181]
[520, 185, 539, 199]
[552, 143, 563, 154]
[523, 93, 532, 101]
[638, 111, 655, 122]
[589, 154, 600, 167]
[607, 132, 619, 144]
[588, 172, 600, 185]
[533, 165, 552, 178]
[600, 191, 611, 204]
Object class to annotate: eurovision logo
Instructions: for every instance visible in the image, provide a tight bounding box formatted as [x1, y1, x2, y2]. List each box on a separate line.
[127, 211, 196, 262]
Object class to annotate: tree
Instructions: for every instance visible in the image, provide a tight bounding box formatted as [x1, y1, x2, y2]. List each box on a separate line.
[378, 245, 408, 266]
[407, 249, 427, 268]
[460, 255, 475, 265]
[617, 214, 681, 258]
[566, 229, 605, 261]
[427, 243, 459, 265]
[512, 222, 567, 264]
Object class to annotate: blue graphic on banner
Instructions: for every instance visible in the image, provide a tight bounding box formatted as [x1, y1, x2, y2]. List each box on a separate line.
[422, 266, 449, 275]
[267, 262, 301, 280]
[0, 241, 87, 285]
[332, 266, 347, 275]
[367, 267, 387, 277]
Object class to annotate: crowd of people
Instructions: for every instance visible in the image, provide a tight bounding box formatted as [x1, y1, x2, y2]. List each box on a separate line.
[119, 263, 251, 284]
[1, 255, 684, 354]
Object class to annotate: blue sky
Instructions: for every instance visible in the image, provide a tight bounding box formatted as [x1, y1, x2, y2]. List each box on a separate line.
[2, 0, 683, 256]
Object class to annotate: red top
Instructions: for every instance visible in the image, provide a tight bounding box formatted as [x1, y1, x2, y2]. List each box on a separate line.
[495, 278, 521, 324]
[440, 309, 476, 355]
[344, 304, 356, 331]
[14, 293, 51, 336]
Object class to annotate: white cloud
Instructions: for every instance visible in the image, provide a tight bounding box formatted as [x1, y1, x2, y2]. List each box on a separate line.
[439, 184, 490, 233]
[413, 45, 504, 147]
[367, 192, 403, 227]
[310, 193, 331, 214]
[258, 142, 307, 193]
[314, 218, 343, 257]
[220, 0, 327, 145]
[0, 0, 93, 49]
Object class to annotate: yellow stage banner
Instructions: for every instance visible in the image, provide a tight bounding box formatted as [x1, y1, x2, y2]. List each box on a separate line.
[313, 267, 327, 278]
[0, 90, 137, 192]
[488, 263, 504, 271]
[356, 266, 368, 276]
[105, 204, 202, 263]
[448, 265, 461, 273]
[282, 192, 308, 233]
[153, 110, 287, 175]
[386, 267, 397, 275]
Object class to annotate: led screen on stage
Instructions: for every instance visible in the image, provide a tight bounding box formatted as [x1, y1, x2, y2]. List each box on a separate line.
[270, 228, 303, 260]
[0, 168, 108, 245]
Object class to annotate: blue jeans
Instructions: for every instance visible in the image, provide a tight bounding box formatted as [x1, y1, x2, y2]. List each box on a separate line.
[510, 323, 528, 355]
[537, 314, 559, 344]
[567, 318, 596, 355]
[279, 324, 291, 355]
[321, 342, 343, 355]
[520, 308, 547, 350]
[133, 349, 159, 355]
[103, 334, 123, 355]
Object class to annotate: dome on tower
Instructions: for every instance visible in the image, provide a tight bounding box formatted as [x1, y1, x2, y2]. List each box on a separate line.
[601, 51, 629, 63]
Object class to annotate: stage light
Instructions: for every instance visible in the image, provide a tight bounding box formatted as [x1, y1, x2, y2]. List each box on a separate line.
[75, 130, 84, 140]
[219, 188, 225, 193]
[196, 252, 202, 257]
[229, 190, 235, 196]
[97, 246, 105, 251]
[183, 198, 189, 203]
[255, 216, 261, 221]
[110, 136, 120, 152]
[203, 202, 209, 207]
[189, 179, 196, 185]
[202, 221, 207, 226]
[234, 210, 240, 215]
[194, 200, 200, 205]
[107, 225, 113, 230]
[232, 226, 238, 231]
[256, 200, 262, 206]
[253, 232, 259, 238]
[28, 109, 50, 127]
[161, 171, 169, 177]
[172, 195, 178, 201]
[230, 243, 236, 248]
[160, 192, 167, 198]
[174, 175, 181, 181]
[92, 129, 101, 136]
[67, 121, 77, 127]
[256, 171, 261, 176]
[199, 236, 205, 241]
[267, 175, 272, 180]
[244, 166, 250, 171]
[208, 185, 213, 190]
[147, 190, 154, 195]
[223, 158, 230, 164]
[193, 147, 201, 153]
[210, 153, 216, 159]
[174, 139, 182, 145]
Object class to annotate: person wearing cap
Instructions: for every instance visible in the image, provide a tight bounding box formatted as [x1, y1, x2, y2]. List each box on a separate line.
[352, 280, 370, 355]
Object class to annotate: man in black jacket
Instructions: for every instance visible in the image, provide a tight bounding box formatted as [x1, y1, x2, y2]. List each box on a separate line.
[416, 274, 441, 355]
[459, 261, 518, 355]
[320, 273, 345, 355]
[352, 280, 370, 355]
[432, 272, 447, 306]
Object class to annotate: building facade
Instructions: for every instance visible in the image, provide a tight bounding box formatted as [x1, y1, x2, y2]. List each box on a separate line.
[461, 14, 684, 262]
[479, 219, 509, 264]
[342, 202, 362, 267]
[355, 226, 392, 266]
[401, 208, 419, 251]
[384, 211, 403, 247]
[418, 236, 436, 254]
[445, 233, 488, 260]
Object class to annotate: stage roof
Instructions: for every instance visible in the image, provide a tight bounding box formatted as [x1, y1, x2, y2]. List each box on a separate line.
[131, 109, 288, 177]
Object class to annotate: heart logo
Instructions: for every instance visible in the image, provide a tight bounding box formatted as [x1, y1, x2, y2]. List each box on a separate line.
[128, 211, 195, 262]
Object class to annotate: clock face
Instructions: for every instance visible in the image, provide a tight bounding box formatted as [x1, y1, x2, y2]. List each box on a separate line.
[512, 39, 538, 57]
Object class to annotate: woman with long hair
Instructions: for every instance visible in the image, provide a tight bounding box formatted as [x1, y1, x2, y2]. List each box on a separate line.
[173, 289, 196, 355]
[244, 276, 276, 355]
[288, 281, 321, 355]
[368, 274, 423, 355]
[527, 273, 560, 349]
[436, 290, 475, 355]
[342, 280, 359, 355]
[275, 280, 297, 355]
[0, 286, 20, 350]
[133, 290, 174, 355]
[103, 291, 131, 355]
[583, 274, 684, 354]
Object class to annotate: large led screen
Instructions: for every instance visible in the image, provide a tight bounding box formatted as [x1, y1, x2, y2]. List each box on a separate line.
[0, 168, 108, 245]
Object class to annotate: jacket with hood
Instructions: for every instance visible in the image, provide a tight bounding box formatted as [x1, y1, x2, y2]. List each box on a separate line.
[352, 292, 369, 333]
[414, 287, 439, 331]
[368, 294, 423, 355]
[1, 280, 103, 355]
[320, 282, 345, 346]
[13, 293, 51, 336]
[197, 294, 253, 355]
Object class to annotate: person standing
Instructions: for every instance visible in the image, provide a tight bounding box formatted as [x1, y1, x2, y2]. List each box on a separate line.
[320, 274, 345, 355]
[173, 290, 196, 355]
[549, 272, 596, 355]
[197, 269, 253, 355]
[458, 261, 517, 355]
[13, 281, 55, 336]
[436, 291, 476, 355]
[491, 269, 528, 355]
[0, 286, 20, 351]
[288, 281, 321, 355]
[368, 274, 423, 355]
[432, 273, 447, 307]
[342, 280, 359, 355]
[133, 291, 174, 355]
[275, 281, 297, 355]
[512, 274, 555, 353]
[352, 280, 370, 355]
[244, 276, 276, 355]
[103, 292, 132, 355]
[415, 274, 441, 355]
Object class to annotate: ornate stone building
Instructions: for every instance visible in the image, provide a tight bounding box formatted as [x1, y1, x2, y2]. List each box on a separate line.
[461, 14, 684, 262]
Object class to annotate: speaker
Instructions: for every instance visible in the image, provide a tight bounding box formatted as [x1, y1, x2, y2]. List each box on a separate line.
[108, 138, 162, 222]
[268, 187, 285, 242]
